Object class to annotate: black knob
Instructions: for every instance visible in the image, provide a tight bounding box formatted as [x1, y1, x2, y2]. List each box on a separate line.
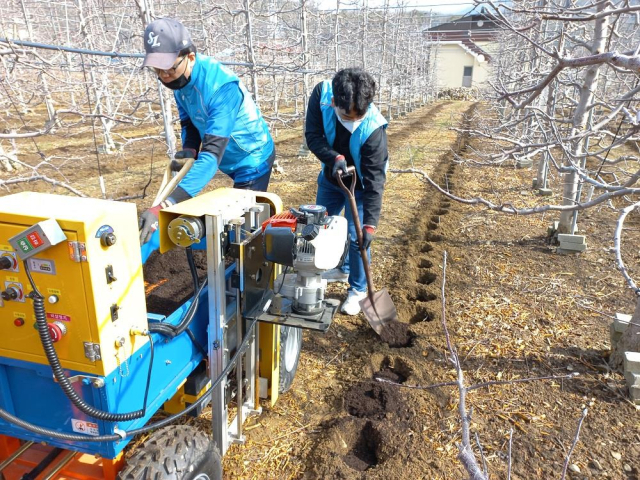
[100, 232, 116, 247]
[301, 224, 319, 241]
[1, 288, 18, 301]
[0, 256, 13, 270]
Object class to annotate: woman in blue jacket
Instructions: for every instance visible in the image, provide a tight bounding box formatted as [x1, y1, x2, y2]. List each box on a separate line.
[139, 18, 275, 245]
[305, 69, 389, 316]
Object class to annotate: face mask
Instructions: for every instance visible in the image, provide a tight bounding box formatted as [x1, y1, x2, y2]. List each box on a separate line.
[161, 73, 191, 91]
[334, 107, 364, 133]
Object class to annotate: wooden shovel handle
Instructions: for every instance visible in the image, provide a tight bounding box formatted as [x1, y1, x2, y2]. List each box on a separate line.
[334, 167, 376, 298]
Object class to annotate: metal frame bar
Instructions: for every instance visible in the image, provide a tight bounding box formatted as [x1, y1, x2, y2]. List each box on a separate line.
[206, 195, 265, 455]
[206, 214, 229, 454]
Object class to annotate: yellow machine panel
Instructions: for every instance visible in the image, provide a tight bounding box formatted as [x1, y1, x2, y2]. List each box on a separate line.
[0, 193, 148, 376]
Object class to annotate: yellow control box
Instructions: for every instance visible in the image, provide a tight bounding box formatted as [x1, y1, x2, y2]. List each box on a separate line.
[0, 193, 148, 376]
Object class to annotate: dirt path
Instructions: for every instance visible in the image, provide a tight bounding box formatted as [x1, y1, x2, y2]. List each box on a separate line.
[223, 99, 639, 479]
[5, 98, 638, 479]
[217, 101, 475, 479]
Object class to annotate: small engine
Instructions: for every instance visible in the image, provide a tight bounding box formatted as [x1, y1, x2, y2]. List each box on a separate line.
[262, 205, 348, 316]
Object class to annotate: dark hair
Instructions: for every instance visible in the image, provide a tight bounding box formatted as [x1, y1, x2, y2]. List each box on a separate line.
[332, 68, 376, 117]
[178, 44, 197, 57]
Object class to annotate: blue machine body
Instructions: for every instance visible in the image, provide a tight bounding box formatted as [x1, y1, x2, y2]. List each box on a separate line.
[0, 253, 234, 459]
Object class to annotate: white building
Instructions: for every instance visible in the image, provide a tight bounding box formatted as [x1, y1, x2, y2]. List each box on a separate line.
[425, 9, 500, 89]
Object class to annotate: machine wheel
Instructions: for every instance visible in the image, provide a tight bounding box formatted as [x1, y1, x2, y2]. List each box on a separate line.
[117, 425, 221, 480]
[278, 325, 303, 393]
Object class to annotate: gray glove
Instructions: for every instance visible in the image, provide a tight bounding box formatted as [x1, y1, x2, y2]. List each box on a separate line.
[139, 205, 161, 244]
[139, 187, 192, 245]
[332, 155, 348, 178]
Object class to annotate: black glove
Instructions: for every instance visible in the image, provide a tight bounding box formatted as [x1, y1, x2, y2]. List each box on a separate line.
[139, 205, 161, 244]
[171, 149, 198, 171]
[175, 148, 197, 159]
[362, 225, 376, 250]
[332, 155, 348, 178]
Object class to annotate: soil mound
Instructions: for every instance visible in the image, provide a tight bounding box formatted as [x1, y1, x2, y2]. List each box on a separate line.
[379, 321, 414, 347]
[343, 380, 406, 420]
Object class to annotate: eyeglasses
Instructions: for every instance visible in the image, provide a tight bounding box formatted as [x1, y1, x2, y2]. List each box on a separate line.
[152, 55, 187, 76]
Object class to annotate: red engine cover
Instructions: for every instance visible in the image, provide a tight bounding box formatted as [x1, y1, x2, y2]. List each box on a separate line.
[261, 211, 297, 232]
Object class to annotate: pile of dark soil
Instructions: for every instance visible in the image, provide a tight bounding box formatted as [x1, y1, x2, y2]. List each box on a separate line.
[378, 320, 414, 347]
[143, 248, 207, 316]
[343, 381, 407, 421]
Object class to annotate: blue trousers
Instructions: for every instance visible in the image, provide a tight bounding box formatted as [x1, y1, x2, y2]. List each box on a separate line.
[315, 172, 369, 293]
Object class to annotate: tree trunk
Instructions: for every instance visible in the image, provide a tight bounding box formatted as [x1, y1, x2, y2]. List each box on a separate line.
[244, 0, 260, 103]
[558, 4, 608, 232]
[333, 0, 340, 71]
[0, 143, 21, 172]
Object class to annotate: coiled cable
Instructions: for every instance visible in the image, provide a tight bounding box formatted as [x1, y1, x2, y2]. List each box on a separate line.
[25, 260, 154, 422]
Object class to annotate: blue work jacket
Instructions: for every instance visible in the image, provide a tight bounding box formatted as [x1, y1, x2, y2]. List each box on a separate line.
[175, 54, 274, 195]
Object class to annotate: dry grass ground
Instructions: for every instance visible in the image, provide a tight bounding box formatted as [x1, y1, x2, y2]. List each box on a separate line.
[2, 100, 638, 479]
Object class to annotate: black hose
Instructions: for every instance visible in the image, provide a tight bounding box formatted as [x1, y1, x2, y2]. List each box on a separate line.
[25, 261, 153, 423]
[148, 247, 206, 340]
[0, 316, 259, 442]
[186, 328, 207, 357]
[3, 249, 273, 441]
[21, 447, 62, 480]
[147, 278, 207, 338]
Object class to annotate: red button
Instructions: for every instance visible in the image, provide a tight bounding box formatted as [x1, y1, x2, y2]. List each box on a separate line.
[27, 232, 44, 248]
[14, 318, 25, 327]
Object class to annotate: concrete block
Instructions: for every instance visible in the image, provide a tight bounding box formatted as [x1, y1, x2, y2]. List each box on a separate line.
[516, 159, 533, 169]
[614, 313, 631, 333]
[630, 384, 640, 404]
[624, 351, 640, 375]
[624, 371, 640, 388]
[297, 144, 310, 157]
[557, 234, 586, 244]
[557, 242, 587, 253]
[537, 188, 553, 196]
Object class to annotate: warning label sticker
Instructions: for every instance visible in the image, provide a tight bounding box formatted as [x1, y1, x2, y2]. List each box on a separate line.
[71, 419, 99, 436]
[47, 312, 71, 322]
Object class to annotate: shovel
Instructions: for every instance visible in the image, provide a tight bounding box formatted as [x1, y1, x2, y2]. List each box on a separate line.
[152, 154, 196, 207]
[335, 167, 398, 335]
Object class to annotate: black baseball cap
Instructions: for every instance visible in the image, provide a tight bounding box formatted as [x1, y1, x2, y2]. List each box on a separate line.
[142, 18, 193, 70]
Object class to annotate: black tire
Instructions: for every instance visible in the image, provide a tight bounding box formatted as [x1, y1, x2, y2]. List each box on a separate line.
[117, 425, 222, 480]
[278, 325, 303, 393]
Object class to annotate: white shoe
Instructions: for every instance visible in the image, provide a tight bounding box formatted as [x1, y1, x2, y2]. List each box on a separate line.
[322, 268, 349, 283]
[341, 290, 367, 315]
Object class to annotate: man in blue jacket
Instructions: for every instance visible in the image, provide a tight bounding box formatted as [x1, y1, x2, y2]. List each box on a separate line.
[139, 18, 275, 245]
[305, 69, 389, 316]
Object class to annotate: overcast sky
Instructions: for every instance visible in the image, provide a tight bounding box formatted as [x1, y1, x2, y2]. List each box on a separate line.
[314, 0, 478, 15]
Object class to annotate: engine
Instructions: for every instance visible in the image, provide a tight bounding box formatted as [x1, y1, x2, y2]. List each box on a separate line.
[262, 205, 348, 316]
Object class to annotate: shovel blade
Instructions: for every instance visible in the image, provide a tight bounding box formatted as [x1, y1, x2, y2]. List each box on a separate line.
[359, 288, 398, 335]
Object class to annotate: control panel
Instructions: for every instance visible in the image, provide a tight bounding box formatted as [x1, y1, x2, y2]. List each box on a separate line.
[0, 193, 149, 376]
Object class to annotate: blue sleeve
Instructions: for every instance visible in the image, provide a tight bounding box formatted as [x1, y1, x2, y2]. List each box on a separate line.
[178, 82, 243, 196]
